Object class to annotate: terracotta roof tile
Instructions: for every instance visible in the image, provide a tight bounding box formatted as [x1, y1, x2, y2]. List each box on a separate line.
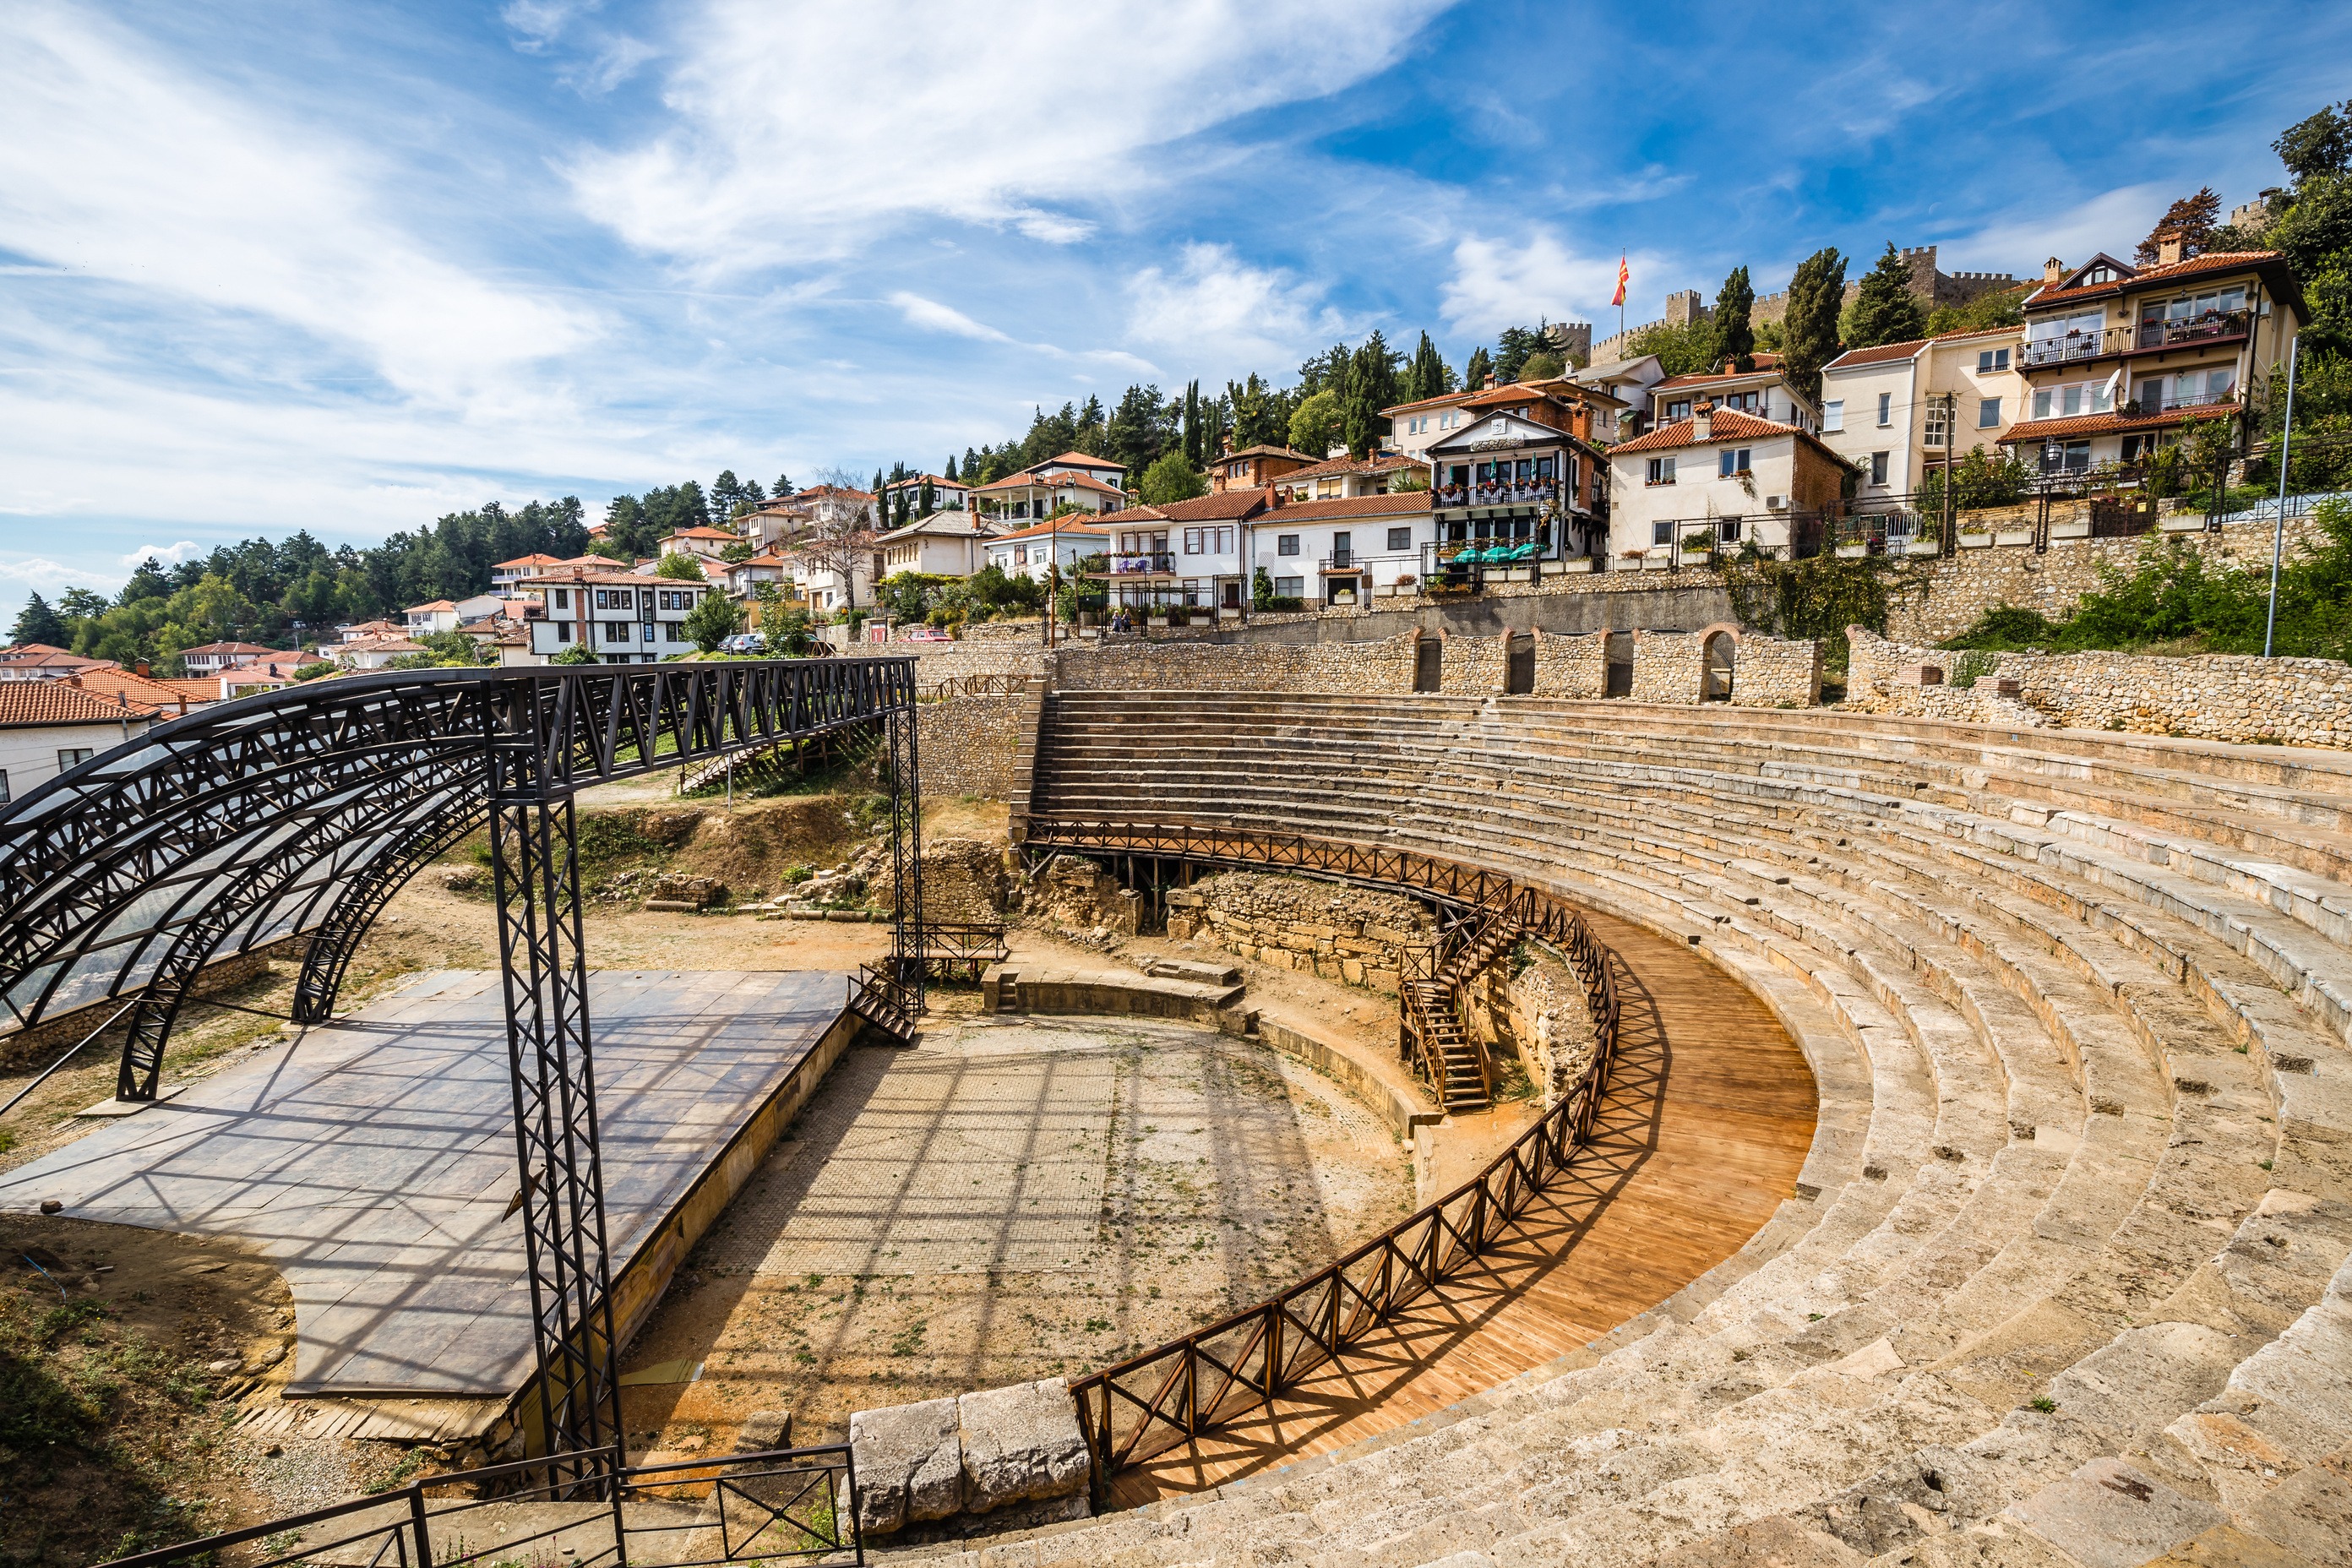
[59, 667, 193, 716]
[1276, 451, 1422, 483]
[1152, 490, 1271, 522]
[1258, 493, 1432, 523]
[0, 643, 75, 661]
[2025, 250, 2280, 308]
[1036, 452, 1127, 471]
[0, 650, 116, 671]
[1217, 444, 1317, 463]
[180, 641, 273, 656]
[1995, 399, 2240, 444]
[0, 681, 161, 727]
[988, 518, 1113, 542]
[1609, 406, 1816, 455]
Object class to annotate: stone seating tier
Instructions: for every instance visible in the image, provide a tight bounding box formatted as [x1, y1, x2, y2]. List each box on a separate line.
[921, 692, 2352, 1568]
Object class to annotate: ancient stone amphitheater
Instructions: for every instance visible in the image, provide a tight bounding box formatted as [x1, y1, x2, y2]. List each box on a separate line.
[948, 690, 2352, 1568]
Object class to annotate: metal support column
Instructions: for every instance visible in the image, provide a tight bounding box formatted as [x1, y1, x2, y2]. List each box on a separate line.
[487, 698, 623, 1498]
[885, 705, 926, 1010]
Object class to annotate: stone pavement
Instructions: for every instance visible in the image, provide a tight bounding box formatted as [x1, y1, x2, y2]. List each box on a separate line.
[0, 969, 847, 1396]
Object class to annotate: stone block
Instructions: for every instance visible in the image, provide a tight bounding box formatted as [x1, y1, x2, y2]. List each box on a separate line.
[2001, 1457, 2227, 1568]
[956, 1377, 1089, 1514]
[849, 1396, 962, 1534]
[735, 1408, 792, 1452]
[1894, 664, 1945, 686]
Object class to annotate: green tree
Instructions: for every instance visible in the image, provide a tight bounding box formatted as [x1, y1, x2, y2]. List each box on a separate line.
[1343, 329, 1402, 455]
[656, 553, 709, 581]
[917, 476, 936, 517]
[1780, 247, 1848, 402]
[1843, 243, 1928, 350]
[2277, 100, 2352, 183]
[166, 574, 259, 641]
[551, 640, 603, 665]
[1714, 266, 1756, 371]
[1289, 389, 1343, 457]
[1404, 331, 1452, 401]
[1137, 451, 1208, 505]
[1625, 318, 1718, 377]
[9, 592, 66, 646]
[681, 591, 745, 652]
[1925, 284, 2029, 336]
[1518, 350, 1564, 381]
[1463, 346, 1494, 389]
[2135, 188, 2221, 266]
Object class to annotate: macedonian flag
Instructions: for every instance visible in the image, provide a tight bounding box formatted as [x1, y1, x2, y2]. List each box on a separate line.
[1611, 254, 1630, 308]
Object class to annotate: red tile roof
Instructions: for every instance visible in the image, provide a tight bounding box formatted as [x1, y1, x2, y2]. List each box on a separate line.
[405, 600, 457, 612]
[1652, 361, 1792, 391]
[665, 526, 742, 541]
[0, 650, 116, 672]
[975, 471, 1124, 496]
[493, 553, 564, 569]
[1609, 406, 1821, 455]
[1089, 505, 1170, 527]
[1260, 492, 1432, 523]
[1217, 444, 1317, 463]
[0, 680, 160, 727]
[1152, 490, 1272, 522]
[2025, 250, 2285, 309]
[1036, 452, 1127, 472]
[181, 641, 274, 656]
[1276, 452, 1422, 484]
[1826, 324, 2028, 371]
[985, 518, 1113, 542]
[0, 643, 76, 661]
[1995, 400, 2240, 444]
[60, 667, 194, 716]
[1380, 388, 1479, 416]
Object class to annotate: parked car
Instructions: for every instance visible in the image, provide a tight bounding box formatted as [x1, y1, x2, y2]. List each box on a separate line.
[896, 627, 953, 642]
[720, 633, 766, 653]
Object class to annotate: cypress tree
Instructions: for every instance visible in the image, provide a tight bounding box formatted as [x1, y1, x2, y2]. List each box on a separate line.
[917, 476, 936, 517]
[944, 454, 958, 482]
[1779, 248, 1848, 403]
[1845, 242, 1928, 350]
[1463, 346, 1494, 389]
[1714, 266, 1756, 372]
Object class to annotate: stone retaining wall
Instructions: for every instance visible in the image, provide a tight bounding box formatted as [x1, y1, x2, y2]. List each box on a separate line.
[1163, 871, 1437, 994]
[1530, 629, 1609, 698]
[1847, 627, 2352, 749]
[1629, 630, 1701, 704]
[1884, 512, 2332, 644]
[917, 694, 1025, 798]
[1048, 632, 1418, 694]
[1457, 947, 1598, 1110]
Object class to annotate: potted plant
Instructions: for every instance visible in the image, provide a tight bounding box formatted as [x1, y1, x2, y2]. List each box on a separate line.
[1834, 528, 1869, 558]
[1146, 611, 1170, 627]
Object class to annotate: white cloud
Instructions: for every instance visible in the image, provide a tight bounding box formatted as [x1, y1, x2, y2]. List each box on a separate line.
[891, 292, 1014, 343]
[122, 542, 201, 567]
[1944, 183, 2172, 277]
[1441, 231, 1682, 338]
[0, 556, 103, 589]
[1127, 243, 1343, 368]
[0, 4, 603, 402]
[564, 0, 1454, 271]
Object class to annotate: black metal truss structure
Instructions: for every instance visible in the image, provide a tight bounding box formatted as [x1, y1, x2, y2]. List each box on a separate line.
[0, 656, 918, 1478]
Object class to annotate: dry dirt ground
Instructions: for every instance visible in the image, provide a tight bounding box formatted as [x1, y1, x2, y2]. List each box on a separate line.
[615, 1010, 1412, 1457]
[0, 791, 1465, 1549]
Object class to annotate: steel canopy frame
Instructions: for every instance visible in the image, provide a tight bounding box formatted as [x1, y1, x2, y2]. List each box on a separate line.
[0, 656, 918, 1480]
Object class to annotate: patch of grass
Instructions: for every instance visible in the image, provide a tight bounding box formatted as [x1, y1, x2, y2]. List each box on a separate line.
[2029, 1396, 2058, 1413]
[0, 1293, 225, 1565]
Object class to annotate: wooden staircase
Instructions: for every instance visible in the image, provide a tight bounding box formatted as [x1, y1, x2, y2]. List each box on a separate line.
[1400, 912, 1521, 1114]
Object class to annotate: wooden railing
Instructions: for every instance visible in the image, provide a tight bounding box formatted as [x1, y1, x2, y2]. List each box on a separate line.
[1040, 820, 1620, 1485]
[917, 672, 1026, 704]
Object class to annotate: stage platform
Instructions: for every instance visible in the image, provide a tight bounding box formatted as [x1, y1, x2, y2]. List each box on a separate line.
[0, 970, 858, 1399]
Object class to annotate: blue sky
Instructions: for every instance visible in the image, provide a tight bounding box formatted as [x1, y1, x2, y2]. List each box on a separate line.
[4, 0, 2349, 626]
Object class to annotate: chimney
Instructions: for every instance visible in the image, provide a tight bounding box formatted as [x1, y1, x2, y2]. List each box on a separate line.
[67, 673, 81, 688]
[1484, 373, 1501, 389]
[2044, 256, 2065, 286]
[1691, 400, 1713, 441]
[136, 659, 150, 677]
[2156, 233, 2184, 266]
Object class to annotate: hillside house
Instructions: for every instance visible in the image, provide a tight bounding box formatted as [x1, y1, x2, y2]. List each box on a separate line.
[518, 569, 715, 662]
[0, 680, 160, 803]
[1821, 326, 2027, 498]
[1606, 403, 1847, 564]
[1250, 492, 1434, 605]
[983, 518, 1110, 585]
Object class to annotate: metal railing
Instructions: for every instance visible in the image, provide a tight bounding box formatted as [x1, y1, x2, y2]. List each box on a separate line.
[1102, 553, 1176, 575]
[94, 1445, 861, 1568]
[913, 919, 1010, 981]
[1032, 822, 1620, 1486]
[2137, 309, 2250, 351]
[1433, 483, 1560, 509]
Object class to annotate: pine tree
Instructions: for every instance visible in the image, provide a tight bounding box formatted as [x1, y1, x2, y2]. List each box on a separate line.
[1714, 266, 1756, 372]
[2136, 188, 2223, 265]
[1843, 243, 1928, 351]
[1780, 248, 1848, 401]
[1343, 329, 1402, 455]
[1464, 346, 1494, 389]
[9, 591, 66, 648]
[774, 473, 793, 500]
[945, 454, 959, 482]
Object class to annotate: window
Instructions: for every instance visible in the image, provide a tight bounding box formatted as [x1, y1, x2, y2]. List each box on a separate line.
[664, 623, 683, 641]
[1717, 447, 1752, 476]
[1665, 399, 1692, 421]
[1275, 575, 1305, 598]
[1652, 521, 1674, 546]
[1332, 531, 1352, 558]
[1977, 347, 2011, 373]
[1211, 526, 1233, 553]
[1870, 451, 1890, 487]
[1277, 534, 1300, 556]
[1924, 405, 1950, 449]
[644, 624, 658, 641]
[1387, 526, 1412, 552]
[2083, 264, 2115, 284]
[2041, 440, 2093, 474]
[604, 622, 632, 641]
[1876, 392, 1892, 427]
[1979, 396, 2001, 429]
[1183, 528, 1204, 554]
[0, 770, 8, 803]
[555, 623, 573, 643]
[1719, 517, 1742, 542]
[1723, 391, 1760, 412]
[1823, 400, 1844, 433]
[58, 749, 95, 770]
[1646, 456, 1676, 486]
[553, 589, 569, 610]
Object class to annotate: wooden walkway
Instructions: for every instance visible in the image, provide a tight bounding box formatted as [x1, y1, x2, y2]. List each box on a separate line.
[1105, 910, 1819, 1507]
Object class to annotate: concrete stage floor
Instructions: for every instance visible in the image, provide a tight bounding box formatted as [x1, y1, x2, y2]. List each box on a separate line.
[0, 970, 848, 1396]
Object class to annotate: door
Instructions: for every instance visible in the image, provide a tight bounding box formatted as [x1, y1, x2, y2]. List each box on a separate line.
[1505, 633, 1534, 695]
[1413, 636, 1442, 693]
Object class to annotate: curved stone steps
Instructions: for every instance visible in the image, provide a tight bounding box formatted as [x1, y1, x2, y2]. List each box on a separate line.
[977, 694, 2352, 1567]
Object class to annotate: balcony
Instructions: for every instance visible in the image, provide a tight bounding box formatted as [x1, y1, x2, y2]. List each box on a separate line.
[2137, 308, 2250, 351]
[1433, 481, 1560, 511]
[1102, 553, 1176, 576]
[2022, 329, 2120, 368]
[1318, 551, 1362, 574]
